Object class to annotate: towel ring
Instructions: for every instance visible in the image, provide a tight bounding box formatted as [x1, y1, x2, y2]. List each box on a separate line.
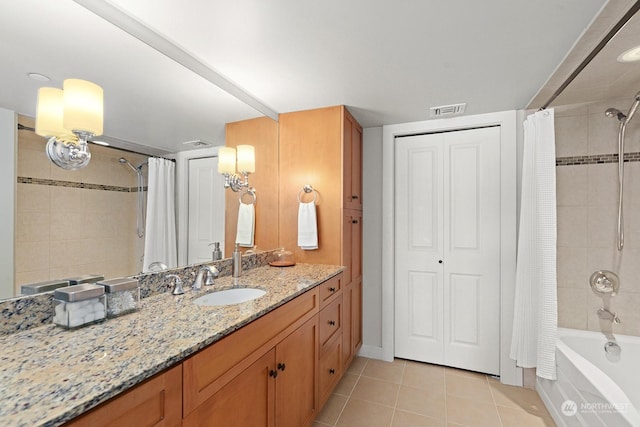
[239, 188, 257, 205]
[297, 185, 317, 203]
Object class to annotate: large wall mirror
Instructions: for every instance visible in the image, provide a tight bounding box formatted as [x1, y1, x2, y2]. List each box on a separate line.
[0, 1, 279, 299]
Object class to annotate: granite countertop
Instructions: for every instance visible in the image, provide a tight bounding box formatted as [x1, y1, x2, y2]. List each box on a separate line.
[0, 263, 343, 427]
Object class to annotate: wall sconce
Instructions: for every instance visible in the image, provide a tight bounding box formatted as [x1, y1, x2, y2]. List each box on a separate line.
[218, 145, 255, 192]
[35, 79, 104, 170]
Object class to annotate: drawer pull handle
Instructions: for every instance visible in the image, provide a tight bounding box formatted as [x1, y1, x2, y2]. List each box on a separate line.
[269, 369, 278, 378]
[329, 368, 336, 374]
[329, 320, 336, 326]
[352, 219, 359, 224]
[329, 287, 336, 292]
[277, 362, 286, 371]
[351, 195, 359, 200]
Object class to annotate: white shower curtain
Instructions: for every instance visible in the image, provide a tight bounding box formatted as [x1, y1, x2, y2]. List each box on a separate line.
[510, 109, 558, 380]
[143, 158, 177, 272]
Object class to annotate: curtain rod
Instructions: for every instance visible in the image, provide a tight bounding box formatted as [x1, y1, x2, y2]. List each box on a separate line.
[540, 0, 640, 110]
[17, 123, 173, 160]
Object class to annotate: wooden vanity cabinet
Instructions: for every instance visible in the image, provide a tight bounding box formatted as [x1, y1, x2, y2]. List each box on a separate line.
[65, 364, 182, 427]
[65, 274, 345, 427]
[183, 287, 320, 427]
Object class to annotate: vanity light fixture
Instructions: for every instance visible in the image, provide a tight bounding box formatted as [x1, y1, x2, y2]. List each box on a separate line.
[618, 45, 640, 62]
[35, 78, 104, 170]
[218, 145, 255, 192]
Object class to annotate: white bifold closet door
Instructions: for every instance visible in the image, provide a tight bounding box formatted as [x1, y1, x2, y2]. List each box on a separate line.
[187, 156, 226, 265]
[394, 126, 501, 375]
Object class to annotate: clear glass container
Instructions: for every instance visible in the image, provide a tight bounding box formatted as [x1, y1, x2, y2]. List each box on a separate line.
[270, 248, 296, 267]
[53, 284, 106, 329]
[98, 278, 140, 318]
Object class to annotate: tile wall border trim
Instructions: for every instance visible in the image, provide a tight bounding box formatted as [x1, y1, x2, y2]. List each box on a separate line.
[17, 176, 147, 192]
[556, 152, 640, 166]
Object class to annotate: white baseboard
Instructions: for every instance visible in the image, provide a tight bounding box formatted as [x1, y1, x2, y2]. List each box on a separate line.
[357, 344, 391, 361]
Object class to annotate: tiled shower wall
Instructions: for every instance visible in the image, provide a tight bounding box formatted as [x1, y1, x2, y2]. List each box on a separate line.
[15, 116, 148, 294]
[555, 99, 640, 336]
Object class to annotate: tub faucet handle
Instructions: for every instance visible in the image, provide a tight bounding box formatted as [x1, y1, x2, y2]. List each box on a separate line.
[597, 307, 621, 324]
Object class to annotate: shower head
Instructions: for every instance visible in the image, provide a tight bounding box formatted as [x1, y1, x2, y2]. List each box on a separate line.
[605, 108, 627, 122]
[119, 157, 138, 173]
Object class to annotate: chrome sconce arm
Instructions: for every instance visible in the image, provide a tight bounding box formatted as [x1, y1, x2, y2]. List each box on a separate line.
[222, 171, 251, 192]
[45, 130, 94, 171]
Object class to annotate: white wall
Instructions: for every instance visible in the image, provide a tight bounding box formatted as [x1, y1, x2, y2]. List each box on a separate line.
[0, 108, 16, 299]
[361, 127, 383, 354]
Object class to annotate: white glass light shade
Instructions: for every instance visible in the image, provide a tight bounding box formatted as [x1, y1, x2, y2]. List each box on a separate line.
[236, 145, 255, 173]
[35, 87, 67, 138]
[62, 79, 104, 136]
[218, 147, 237, 174]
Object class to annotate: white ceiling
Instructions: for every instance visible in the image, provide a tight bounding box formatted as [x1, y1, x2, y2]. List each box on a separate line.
[0, 0, 608, 153]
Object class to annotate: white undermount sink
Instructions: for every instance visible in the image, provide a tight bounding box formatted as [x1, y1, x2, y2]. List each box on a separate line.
[193, 288, 266, 306]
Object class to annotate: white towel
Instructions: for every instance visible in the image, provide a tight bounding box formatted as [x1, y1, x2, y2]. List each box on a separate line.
[236, 203, 255, 247]
[298, 201, 318, 250]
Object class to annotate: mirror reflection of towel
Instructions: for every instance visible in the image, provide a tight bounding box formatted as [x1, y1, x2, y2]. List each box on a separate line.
[236, 203, 255, 247]
[298, 201, 318, 250]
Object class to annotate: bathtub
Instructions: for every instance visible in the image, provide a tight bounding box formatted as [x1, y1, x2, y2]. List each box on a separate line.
[537, 328, 640, 427]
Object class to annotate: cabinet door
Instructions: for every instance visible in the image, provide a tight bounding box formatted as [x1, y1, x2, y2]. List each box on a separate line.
[275, 317, 318, 427]
[352, 278, 363, 353]
[67, 365, 182, 427]
[343, 111, 363, 211]
[183, 350, 276, 427]
[342, 281, 353, 368]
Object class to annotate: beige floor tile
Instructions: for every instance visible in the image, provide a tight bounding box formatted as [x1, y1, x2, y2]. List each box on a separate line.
[336, 399, 394, 427]
[346, 356, 368, 375]
[313, 422, 333, 427]
[334, 373, 359, 396]
[445, 374, 494, 404]
[446, 395, 502, 427]
[490, 382, 550, 417]
[350, 376, 400, 407]
[315, 394, 348, 425]
[497, 405, 556, 427]
[392, 410, 446, 427]
[402, 362, 446, 391]
[396, 385, 446, 420]
[362, 359, 405, 384]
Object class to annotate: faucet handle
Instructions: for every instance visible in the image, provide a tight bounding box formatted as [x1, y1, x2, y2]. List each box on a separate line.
[166, 274, 184, 295]
[205, 266, 220, 285]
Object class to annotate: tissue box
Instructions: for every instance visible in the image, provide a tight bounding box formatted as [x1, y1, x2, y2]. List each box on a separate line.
[98, 278, 140, 318]
[53, 284, 106, 329]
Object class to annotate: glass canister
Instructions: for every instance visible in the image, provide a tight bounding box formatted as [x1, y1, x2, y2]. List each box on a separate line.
[53, 284, 106, 329]
[98, 278, 140, 318]
[269, 248, 296, 267]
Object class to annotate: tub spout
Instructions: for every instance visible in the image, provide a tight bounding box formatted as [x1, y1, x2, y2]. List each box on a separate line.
[597, 307, 621, 324]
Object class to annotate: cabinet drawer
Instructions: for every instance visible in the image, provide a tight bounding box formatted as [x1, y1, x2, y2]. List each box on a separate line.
[183, 287, 319, 415]
[319, 273, 342, 307]
[319, 296, 342, 353]
[319, 334, 342, 408]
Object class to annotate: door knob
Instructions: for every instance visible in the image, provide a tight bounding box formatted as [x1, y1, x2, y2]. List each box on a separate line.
[438, 260, 443, 264]
[269, 369, 278, 378]
[277, 362, 286, 371]
[329, 320, 336, 326]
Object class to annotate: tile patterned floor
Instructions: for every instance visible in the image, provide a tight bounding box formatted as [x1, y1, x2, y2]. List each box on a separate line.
[313, 357, 555, 427]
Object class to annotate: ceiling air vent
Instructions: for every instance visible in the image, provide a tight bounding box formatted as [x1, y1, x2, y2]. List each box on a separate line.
[429, 103, 467, 118]
[182, 140, 212, 147]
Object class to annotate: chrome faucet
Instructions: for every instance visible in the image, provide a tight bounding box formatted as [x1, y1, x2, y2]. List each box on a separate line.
[192, 265, 219, 291]
[597, 307, 621, 324]
[166, 274, 184, 295]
